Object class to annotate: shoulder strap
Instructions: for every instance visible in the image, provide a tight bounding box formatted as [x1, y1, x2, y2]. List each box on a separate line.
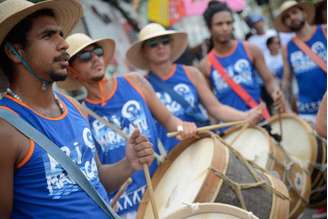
[0, 108, 120, 219]
[208, 51, 270, 120]
[292, 36, 327, 73]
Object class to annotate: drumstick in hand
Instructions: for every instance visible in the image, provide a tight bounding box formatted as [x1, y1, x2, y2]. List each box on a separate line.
[143, 164, 159, 219]
[167, 120, 246, 138]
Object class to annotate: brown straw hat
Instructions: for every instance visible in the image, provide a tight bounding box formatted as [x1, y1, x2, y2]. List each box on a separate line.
[126, 23, 188, 70]
[0, 0, 83, 92]
[57, 33, 115, 91]
[273, 1, 315, 33]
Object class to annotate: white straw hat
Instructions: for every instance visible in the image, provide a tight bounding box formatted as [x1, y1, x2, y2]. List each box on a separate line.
[126, 23, 188, 70]
[0, 0, 83, 92]
[273, 1, 315, 33]
[57, 33, 115, 91]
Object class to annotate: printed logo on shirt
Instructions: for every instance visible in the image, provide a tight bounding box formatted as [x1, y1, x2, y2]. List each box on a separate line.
[212, 58, 253, 92]
[43, 127, 100, 199]
[290, 41, 327, 74]
[112, 185, 146, 213]
[297, 100, 321, 114]
[156, 83, 197, 115]
[91, 100, 151, 153]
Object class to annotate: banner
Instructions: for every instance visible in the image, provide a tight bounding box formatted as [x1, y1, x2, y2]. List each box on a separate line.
[147, 0, 170, 26]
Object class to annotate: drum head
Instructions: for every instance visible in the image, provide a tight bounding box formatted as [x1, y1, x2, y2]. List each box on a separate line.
[269, 113, 316, 170]
[137, 136, 226, 218]
[162, 203, 259, 219]
[223, 127, 271, 169]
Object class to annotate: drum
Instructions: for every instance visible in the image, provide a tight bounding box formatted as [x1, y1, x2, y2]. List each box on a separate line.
[137, 133, 289, 219]
[162, 203, 259, 219]
[223, 126, 311, 219]
[269, 113, 327, 208]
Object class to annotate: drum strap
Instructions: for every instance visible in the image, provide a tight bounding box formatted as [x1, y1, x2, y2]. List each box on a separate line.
[0, 108, 120, 219]
[208, 51, 271, 120]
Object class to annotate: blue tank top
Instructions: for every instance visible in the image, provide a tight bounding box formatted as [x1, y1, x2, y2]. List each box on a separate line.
[208, 41, 261, 111]
[287, 25, 327, 115]
[147, 64, 210, 152]
[0, 93, 110, 219]
[85, 76, 160, 215]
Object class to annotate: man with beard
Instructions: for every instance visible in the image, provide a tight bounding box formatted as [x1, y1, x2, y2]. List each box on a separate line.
[0, 1, 154, 218]
[62, 33, 197, 218]
[274, 0, 327, 123]
[199, 1, 287, 119]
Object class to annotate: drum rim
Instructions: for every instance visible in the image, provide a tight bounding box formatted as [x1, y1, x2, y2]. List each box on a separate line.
[136, 133, 228, 219]
[268, 113, 318, 172]
[162, 202, 259, 219]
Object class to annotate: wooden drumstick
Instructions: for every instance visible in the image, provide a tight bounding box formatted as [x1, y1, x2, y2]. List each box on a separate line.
[278, 111, 283, 141]
[143, 164, 159, 219]
[167, 120, 246, 138]
[229, 122, 250, 146]
[111, 177, 133, 209]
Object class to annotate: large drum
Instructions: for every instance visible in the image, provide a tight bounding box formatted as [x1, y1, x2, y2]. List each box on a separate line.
[223, 126, 311, 219]
[269, 113, 327, 208]
[137, 133, 289, 219]
[162, 203, 259, 219]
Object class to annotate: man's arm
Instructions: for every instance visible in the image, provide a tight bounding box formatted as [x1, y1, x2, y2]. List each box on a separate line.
[250, 43, 288, 112]
[0, 119, 30, 218]
[126, 74, 197, 140]
[184, 66, 263, 124]
[97, 128, 154, 192]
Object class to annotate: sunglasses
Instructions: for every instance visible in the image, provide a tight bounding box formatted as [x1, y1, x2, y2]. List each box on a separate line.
[145, 37, 171, 48]
[77, 47, 104, 62]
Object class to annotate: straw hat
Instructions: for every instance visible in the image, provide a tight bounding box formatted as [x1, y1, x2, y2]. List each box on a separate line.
[273, 1, 315, 33]
[0, 0, 83, 92]
[126, 23, 188, 70]
[0, 0, 82, 46]
[56, 33, 115, 91]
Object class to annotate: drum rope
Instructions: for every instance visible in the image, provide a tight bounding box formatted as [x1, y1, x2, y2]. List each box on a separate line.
[212, 134, 289, 201]
[210, 167, 289, 209]
[215, 134, 262, 182]
[249, 155, 309, 204]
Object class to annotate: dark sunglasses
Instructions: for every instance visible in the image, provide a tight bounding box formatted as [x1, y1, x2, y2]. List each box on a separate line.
[145, 37, 171, 48]
[77, 47, 104, 62]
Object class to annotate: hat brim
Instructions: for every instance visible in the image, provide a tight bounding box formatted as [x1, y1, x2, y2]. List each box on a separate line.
[274, 2, 315, 33]
[0, 0, 82, 46]
[57, 38, 115, 91]
[69, 38, 116, 66]
[0, 0, 83, 92]
[126, 31, 188, 70]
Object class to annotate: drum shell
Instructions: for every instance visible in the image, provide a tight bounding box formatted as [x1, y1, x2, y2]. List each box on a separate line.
[223, 126, 311, 219]
[269, 113, 327, 208]
[137, 133, 290, 219]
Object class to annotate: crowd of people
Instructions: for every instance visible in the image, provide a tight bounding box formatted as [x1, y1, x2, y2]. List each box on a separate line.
[0, 0, 326, 219]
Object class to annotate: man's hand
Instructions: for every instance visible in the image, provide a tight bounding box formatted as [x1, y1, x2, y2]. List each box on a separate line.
[245, 103, 264, 125]
[175, 121, 198, 140]
[272, 89, 288, 113]
[126, 128, 154, 171]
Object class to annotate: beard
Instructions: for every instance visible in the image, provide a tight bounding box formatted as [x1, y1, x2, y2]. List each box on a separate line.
[288, 19, 305, 32]
[91, 74, 105, 82]
[49, 70, 68, 82]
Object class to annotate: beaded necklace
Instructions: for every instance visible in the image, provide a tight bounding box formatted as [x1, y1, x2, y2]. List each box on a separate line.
[6, 88, 64, 114]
